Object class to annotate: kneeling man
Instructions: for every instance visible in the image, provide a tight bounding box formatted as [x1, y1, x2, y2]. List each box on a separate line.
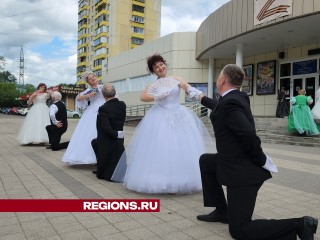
[91, 84, 126, 181]
[46, 91, 69, 151]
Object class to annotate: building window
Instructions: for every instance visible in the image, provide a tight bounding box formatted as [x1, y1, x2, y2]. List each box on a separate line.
[132, 27, 144, 34]
[93, 69, 102, 77]
[78, 28, 87, 35]
[280, 63, 291, 77]
[131, 37, 144, 45]
[94, 48, 106, 56]
[132, 15, 144, 23]
[78, 46, 87, 55]
[132, 5, 144, 13]
[93, 37, 106, 47]
[94, 58, 104, 67]
[95, 26, 107, 35]
[95, 14, 106, 25]
[78, 37, 86, 45]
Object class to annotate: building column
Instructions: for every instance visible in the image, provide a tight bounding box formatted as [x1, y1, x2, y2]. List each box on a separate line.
[208, 58, 214, 99]
[236, 44, 243, 68]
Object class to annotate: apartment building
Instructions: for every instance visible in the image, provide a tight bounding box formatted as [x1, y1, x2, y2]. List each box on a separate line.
[76, 0, 161, 84]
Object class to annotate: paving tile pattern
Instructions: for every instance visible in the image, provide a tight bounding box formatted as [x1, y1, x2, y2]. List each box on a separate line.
[0, 115, 319, 240]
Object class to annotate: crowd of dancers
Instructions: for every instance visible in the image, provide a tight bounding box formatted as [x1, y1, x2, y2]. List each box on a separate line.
[17, 54, 318, 240]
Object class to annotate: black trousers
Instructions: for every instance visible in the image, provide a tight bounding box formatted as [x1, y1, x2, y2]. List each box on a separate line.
[199, 153, 298, 240]
[91, 138, 124, 181]
[46, 125, 69, 151]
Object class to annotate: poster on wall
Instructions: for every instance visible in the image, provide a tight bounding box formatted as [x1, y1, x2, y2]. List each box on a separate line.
[256, 60, 276, 95]
[241, 64, 253, 96]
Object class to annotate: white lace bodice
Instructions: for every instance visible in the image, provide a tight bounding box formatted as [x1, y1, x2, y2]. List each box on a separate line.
[32, 93, 49, 105]
[76, 85, 105, 110]
[155, 84, 180, 109]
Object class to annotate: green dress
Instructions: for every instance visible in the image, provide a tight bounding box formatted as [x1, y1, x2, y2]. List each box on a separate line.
[287, 95, 319, 135]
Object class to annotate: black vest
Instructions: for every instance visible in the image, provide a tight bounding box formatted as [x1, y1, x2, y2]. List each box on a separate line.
[52, 101, 68, 128]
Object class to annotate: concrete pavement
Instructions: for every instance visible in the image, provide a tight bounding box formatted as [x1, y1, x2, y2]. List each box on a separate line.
[0, 114, 319, 240]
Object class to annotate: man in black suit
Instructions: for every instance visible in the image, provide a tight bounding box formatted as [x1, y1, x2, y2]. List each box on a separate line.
[196, 64, 317, 240]
[45, 91, 69, 151]
[91, 84, 126, 181]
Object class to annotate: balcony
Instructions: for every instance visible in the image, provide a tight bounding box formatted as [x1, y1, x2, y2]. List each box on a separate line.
[131, 22, 144, 28]
[77, 43, 88, 50]
[78, 33, 88, 40]
[78, 52, 87, 58]
[94, 21, 107, 30]
[132, 0, 145, 7]
[78, 4, 89, 13]
[93, 32, 107, 41]
[93, 43, 107, 51]
[132, 11, 144, 17]
[95, 0, 107, 10]
[78, 24, 88, 31]
[94, 53, 107, 60]
[96, 9, 107, 18]
[77, 62, 87, 67]
[131, 32, 144, 39]
[93, 65, 102, 71]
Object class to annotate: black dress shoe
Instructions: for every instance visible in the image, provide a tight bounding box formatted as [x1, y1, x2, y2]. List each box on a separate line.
[92, 170, 97, 174]
[46, 146, 52, 149]
[297, 216, 318, 240]
[197, 209, 228, 224]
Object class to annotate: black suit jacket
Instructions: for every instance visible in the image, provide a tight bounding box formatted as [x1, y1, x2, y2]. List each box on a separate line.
[94, 98, 126, 180]
[201, 90, 271, 187]
[96, 98, 126, 148]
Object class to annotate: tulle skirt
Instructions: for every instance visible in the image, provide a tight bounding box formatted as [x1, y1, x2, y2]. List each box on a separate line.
[288, 105, 319, 135]
[123, 104, 216, 194]
[62, 105, 99, 165]
[17, 103, 50, 145]
[312, 100, 320, 121]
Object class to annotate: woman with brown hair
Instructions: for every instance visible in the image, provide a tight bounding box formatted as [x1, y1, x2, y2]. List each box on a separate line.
[18, 83, 51, 145]
[123, 54, 215, 194]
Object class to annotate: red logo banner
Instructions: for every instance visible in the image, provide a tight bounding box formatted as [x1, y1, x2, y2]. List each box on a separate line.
[0, 199, 160, 212]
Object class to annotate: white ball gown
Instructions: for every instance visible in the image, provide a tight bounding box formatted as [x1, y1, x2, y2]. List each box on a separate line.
[62, 86, 105, 165]
[17, 93, 50, 145]
[123, 77, 216, 194]
[312, 88, 320, 124]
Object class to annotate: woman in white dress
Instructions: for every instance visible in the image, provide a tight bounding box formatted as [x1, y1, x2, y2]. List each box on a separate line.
[18, 83, 51, 145]
[62, 72, 105, 165]
[311, 87, 320, 130]
[123, 54, 216, 194]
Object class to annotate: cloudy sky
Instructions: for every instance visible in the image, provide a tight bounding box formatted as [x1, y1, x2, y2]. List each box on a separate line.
[0, 0, 230, 88]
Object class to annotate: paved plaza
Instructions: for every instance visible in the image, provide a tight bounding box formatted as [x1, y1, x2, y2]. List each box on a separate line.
[0, 114, 319, 240]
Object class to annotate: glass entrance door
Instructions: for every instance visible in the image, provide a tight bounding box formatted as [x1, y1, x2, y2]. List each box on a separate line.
[292, 76, 316, 108]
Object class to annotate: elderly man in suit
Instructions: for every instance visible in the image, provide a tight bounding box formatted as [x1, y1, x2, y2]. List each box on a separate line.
[45, 91, 69, 151]
[91, 83, 126, 181]
[194, 64, 317, 240]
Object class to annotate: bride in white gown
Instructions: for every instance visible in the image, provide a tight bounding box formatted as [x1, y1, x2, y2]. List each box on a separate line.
[312, 87, 320, 124]
[123, 54, 216, 194]
[17, 83, 50, 145]
[62, 72, 105, 165]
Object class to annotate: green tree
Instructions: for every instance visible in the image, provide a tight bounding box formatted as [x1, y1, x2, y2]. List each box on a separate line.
[0, 71, 17, 83]
[24, 84, 36, 93]
[0, 82, 19, 107]
[0, 56, 5, 71]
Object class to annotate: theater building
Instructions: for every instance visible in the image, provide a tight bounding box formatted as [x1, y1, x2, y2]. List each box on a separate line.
[103, 0, 320, 116]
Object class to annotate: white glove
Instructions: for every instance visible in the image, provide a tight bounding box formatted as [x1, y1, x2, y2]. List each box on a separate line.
[154, 91, 170, 101]
[117, 131, 124, 139]
[262, 155, 278, 173]
[187, 86, 202, 101]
